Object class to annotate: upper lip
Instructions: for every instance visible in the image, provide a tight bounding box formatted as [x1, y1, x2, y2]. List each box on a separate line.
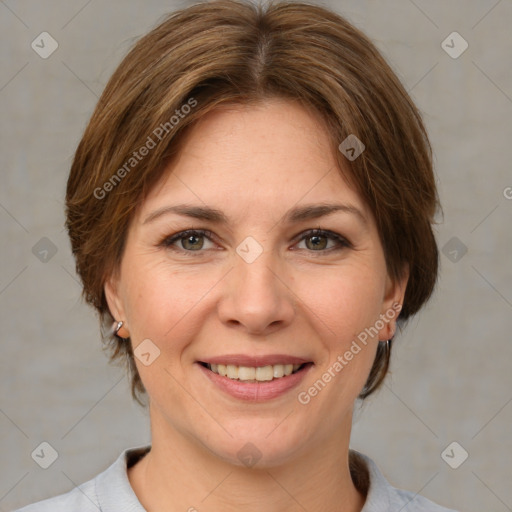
[198, 354, 312, 367]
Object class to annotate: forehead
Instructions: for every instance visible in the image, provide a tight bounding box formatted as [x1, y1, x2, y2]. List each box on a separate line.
[137, 99, 368, 223]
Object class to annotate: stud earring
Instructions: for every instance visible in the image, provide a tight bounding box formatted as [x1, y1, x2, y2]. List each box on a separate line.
[113, 320, 130, 339]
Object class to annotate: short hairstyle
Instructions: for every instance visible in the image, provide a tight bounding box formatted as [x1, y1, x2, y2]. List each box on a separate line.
[65, 0, 439, 405]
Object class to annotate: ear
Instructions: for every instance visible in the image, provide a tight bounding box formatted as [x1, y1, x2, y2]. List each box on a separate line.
[104, 275, 129, 336]
[378, 264, 409, 341]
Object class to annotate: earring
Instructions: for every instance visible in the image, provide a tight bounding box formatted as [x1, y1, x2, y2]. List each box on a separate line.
[113, 320, 129, 339]
[379, 339, 391, 351]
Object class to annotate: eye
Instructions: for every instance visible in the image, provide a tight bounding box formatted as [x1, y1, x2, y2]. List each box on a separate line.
[294, 228, 351, 252]
[159, 227, 351, 256]
[160, 229, 216, 253]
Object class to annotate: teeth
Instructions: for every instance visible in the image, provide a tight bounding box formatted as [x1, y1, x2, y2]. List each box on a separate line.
[207, 363, 303, 381]
[238, 366, 255, 380]
[273, 365, 284, 378]
[226, 364, 238, 379]
[256, 366, 273, 381]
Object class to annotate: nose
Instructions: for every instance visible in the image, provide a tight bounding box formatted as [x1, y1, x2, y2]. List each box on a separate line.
[217, 246, 296, 336]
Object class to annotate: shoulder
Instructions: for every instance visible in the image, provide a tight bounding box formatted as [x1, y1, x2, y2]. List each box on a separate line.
[388, 485, 459, 512]
[12, 479, 99, 512]
[12, 445, 151, 512]
[350, 450, 460, 512]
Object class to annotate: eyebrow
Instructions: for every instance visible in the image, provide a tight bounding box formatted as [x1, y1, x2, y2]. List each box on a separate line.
[142, 202, 367, 226]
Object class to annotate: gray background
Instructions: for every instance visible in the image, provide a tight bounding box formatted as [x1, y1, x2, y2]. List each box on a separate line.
[1, 1, 511, 511]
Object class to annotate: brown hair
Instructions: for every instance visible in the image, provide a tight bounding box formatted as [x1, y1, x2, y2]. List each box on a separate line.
[65, 0, 439, 405]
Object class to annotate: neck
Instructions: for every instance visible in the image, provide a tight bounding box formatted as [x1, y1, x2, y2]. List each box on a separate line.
[128, 407, 367, 512]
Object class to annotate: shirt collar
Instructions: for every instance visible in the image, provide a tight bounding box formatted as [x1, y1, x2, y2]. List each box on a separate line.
[95, 444, 150, 511]
[94, 445, 391, 511]
[351, 450, 393, 511]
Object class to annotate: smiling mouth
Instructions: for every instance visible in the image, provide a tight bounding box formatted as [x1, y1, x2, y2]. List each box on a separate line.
[199, 362, 312, 382]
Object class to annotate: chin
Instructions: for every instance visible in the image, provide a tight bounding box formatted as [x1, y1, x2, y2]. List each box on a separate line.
[192, 414, 311, 469]
[211, 434, 306, 470]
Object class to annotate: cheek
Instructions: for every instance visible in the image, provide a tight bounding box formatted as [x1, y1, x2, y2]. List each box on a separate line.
[123, 249, 387, 347]
[305, 264, 386, 391]
[121, 261, 205, 398]
[124, 263, 195, 341]
[301, 262, 387, 340]
[120, 251, 228, 372]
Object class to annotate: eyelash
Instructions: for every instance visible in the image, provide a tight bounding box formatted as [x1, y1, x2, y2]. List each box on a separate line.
[159, 228, 352, 256]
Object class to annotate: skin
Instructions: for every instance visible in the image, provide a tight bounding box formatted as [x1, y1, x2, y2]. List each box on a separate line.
[105, 98, 407, 512]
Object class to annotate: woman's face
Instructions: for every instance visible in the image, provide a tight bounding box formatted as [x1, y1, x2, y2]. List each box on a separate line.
[106, 98, 406, 467]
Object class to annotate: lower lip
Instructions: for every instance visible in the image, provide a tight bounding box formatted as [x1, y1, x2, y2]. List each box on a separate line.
[196, 362, 313, 402]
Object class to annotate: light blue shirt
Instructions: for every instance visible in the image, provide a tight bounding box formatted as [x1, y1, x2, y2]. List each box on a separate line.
[13, 445, 458, 511]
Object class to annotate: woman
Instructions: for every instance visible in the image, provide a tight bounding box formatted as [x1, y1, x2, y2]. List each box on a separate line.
[16, 0, 458, 510]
